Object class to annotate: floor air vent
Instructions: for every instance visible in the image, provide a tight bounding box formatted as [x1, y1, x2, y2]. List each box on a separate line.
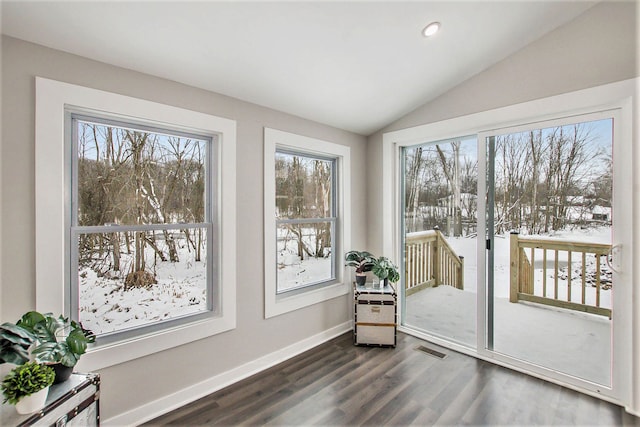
[415, 345, 447, 359]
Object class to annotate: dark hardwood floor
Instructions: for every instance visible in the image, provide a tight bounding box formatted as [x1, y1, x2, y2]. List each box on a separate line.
[145, 332, 632, 426]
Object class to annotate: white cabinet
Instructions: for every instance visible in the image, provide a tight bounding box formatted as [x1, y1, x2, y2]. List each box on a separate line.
[354, 284, 397, 347]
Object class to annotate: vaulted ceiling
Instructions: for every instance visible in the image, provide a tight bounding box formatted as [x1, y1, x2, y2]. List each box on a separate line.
[1, 1, 596, 135]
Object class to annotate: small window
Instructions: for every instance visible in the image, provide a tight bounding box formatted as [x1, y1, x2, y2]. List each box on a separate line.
[70, 115, 216, 340]
[275, 150, 336, 293]
[264, 128, 351, 318]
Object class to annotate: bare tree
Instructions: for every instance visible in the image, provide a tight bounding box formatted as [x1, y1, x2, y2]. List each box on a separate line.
[541, 124, 598, 231]
[405, 147, 423, 233]
[436, 142, 463, 236]
[529, 130, 542, 233]
[495, 133, 531, 233]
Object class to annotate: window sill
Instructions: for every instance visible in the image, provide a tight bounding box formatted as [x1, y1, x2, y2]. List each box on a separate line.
[265, 281, 350, 319]
[77, 314, 235, 370]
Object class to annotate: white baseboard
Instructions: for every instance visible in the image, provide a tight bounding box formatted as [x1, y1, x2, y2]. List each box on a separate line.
[104, 321, 352, 426]
[623, 406, 640, 419]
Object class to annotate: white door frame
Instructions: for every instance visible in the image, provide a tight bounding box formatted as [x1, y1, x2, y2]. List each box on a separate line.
[477, 108, 628, 402]
[382, 78, 637, 412]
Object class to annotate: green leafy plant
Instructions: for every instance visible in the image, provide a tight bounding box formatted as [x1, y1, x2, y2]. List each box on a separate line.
[1, 362, 55, 405]
[0, 323, 36, 365]
[345, 250, 376, 274]
[372, 256, 400, 283]
[17, 311, 96, 368]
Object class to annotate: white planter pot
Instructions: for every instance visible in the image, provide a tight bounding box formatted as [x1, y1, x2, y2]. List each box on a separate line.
[15, 386, 49, 415]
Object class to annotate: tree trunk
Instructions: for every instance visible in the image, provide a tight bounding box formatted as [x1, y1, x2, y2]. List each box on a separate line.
[529, 131, 539, 233]
[144, 233, 167, 262]
[111, 232, 121, 271]
[436, 143, 462, 236]
[406, 147, 423, 233]
[134, 231, 146, 272]
[163, 230, 179, 262]
[196, 228, 202, 262]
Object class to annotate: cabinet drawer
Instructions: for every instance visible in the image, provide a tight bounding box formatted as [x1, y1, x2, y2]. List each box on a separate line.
[356, 303, 395, 324]
[356, 324, 395, 346]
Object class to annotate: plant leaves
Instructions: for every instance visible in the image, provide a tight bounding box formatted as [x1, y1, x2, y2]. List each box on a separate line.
[66, 330, 88, 355]
[59, 352, 78, 368]
[5, 312, 95, 367]
[0, 347, 30, 365]
[16, 311, 46, 330]
[31, 342, 62, 364]
[37, 316, 63, 342]
[1, 362, 54, 404]
[0, 323, 37, 344]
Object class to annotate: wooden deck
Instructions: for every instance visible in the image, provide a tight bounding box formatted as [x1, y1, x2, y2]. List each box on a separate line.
[144, 332, 629, 426]
[405, 286, 611, 386]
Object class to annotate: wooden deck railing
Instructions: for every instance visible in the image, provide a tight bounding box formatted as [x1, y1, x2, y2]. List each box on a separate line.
[405, 228, 464, 296]
[510, 231, 612, 317]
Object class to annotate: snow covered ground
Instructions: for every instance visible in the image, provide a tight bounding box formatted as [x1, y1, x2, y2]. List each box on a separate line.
[276, 226, 332, 291]
[78, 234, 208, 335]
[79, 225, 333, 335]
[405, 226, 613, 386]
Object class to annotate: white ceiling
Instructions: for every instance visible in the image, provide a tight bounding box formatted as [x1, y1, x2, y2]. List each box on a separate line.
[1, 1, 596, 135]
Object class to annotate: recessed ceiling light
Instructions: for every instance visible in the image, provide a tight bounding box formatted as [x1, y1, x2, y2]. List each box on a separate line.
[422, 22, 440, 37]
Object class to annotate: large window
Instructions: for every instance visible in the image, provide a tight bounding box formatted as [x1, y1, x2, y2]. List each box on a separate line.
[275, 151, 336, 293]
[36, 78, 236, 370]
[264, 128, 351, 318]
[70, 115, 215, 339]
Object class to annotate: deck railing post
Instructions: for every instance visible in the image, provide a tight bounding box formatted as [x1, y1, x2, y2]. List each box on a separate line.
[458, 256, 464, 290]
[510, 231, 519, 303]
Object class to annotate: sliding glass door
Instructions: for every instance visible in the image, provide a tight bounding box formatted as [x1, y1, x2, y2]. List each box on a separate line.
[402, 136, 477, 348]
[399, 108, 630, 401]
[483, 116, 615, 387]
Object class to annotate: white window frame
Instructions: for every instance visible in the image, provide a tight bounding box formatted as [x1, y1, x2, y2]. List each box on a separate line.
[264, 128, 351, 318]
[69, 113, 217, 343]
[35, 77, 237, 370]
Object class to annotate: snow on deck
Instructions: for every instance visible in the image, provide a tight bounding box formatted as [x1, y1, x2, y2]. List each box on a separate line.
[405, 278, 611, 386]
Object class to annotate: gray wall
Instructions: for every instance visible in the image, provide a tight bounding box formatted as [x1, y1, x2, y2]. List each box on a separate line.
[366, 1, 638, 254]
[0, 35, 368, 421]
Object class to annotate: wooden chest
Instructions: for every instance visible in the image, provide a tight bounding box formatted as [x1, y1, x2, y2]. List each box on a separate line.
[354, 283, 397, 347]
[0, 373, 100, 426]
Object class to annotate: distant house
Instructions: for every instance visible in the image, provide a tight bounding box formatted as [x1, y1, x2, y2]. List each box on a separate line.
[592, 205, 611, 221]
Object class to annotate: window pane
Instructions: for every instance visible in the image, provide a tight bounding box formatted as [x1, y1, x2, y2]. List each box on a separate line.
[76, 228, 209, 335]
[275, 152, 333, 219]
[277, 221, 333, 292]
[76, 120, 208, 226]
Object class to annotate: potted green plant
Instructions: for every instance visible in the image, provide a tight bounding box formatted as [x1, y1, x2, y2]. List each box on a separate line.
[0, 312, 96, 384]
[372, 256, 400, 287]
[1, 361, 55, 414]
[15, 311, 96, 383]
[345, 250, 376, 286]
